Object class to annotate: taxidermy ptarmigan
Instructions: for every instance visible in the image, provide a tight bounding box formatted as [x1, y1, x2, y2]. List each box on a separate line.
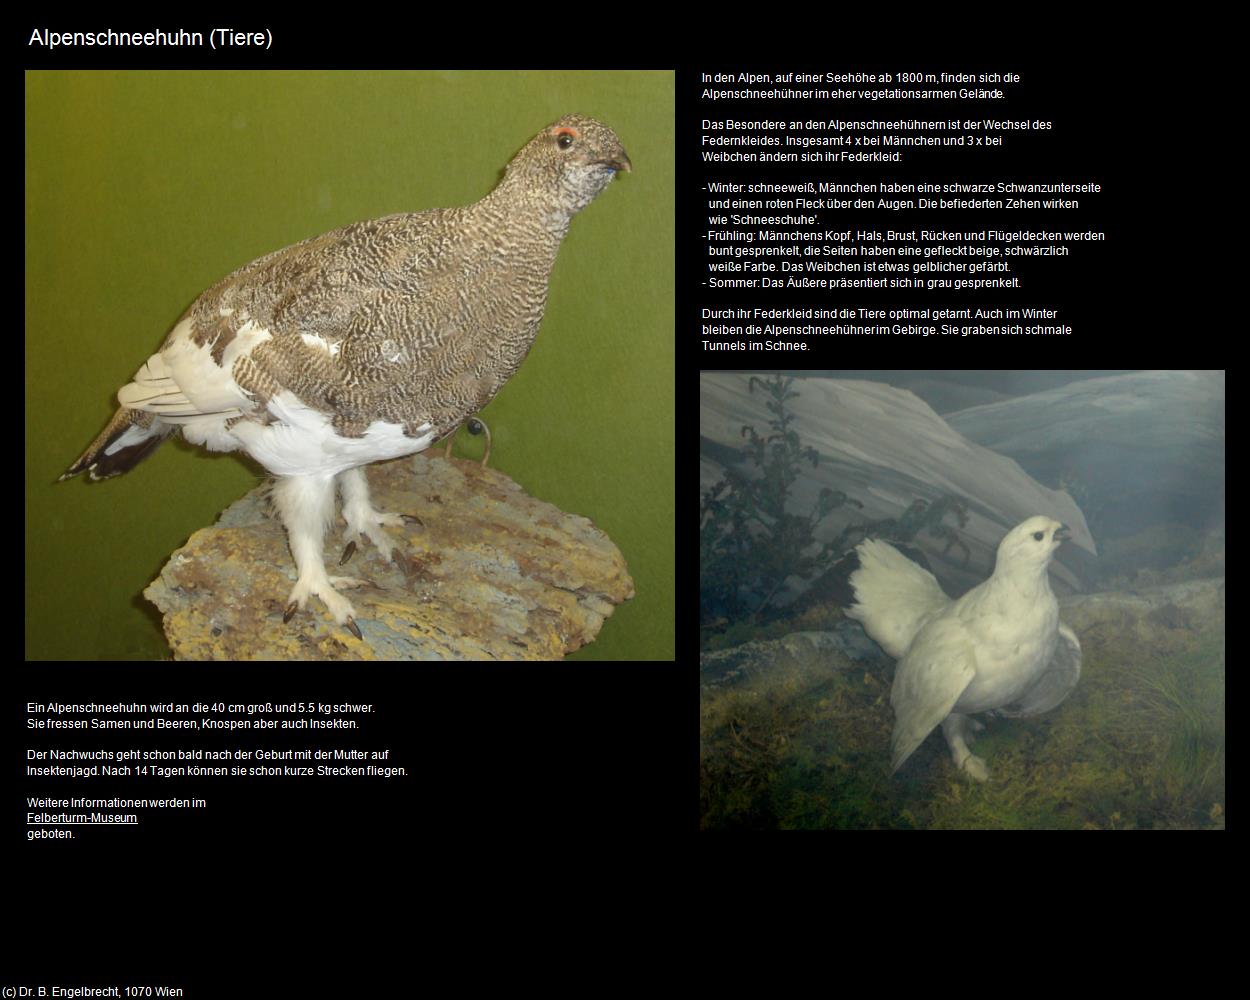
[60, 114, 631, 640]
[846, 516, 1081, 781]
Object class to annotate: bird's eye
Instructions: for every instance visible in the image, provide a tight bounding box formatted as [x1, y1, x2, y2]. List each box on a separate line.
[1033, 531, 1044, 541]
[555, 129, 577, 150]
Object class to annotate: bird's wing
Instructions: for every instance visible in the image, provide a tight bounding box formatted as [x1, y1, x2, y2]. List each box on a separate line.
[846, 538, 951, 659]
[889, 616, 978, 773]
[63, 316, 265, 481]
[208, 213, 474, 363]
[994, 622, 1082, 718]
[181, 213, 508, 436]
[117, 325, 261, 422]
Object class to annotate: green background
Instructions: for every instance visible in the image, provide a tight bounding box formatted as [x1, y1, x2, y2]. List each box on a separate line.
[26, 70, 674, 661]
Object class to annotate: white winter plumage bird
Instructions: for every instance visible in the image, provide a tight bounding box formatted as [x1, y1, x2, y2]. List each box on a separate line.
[846, 516, 1081, 781]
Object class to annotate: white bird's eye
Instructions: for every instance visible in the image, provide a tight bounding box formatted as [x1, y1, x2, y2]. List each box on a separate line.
[1033, 531, 1044, 541]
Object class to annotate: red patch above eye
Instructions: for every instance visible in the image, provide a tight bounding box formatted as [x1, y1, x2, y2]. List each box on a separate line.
[554, 126, 579, 138]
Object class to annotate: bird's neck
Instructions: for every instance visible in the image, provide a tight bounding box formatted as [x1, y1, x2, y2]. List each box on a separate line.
[481, 168, 576, 238]
[1000, 565, 1054, 603]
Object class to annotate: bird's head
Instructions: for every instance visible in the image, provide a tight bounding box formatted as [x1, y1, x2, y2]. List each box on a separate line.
[994, 515, 1069, 577]
[507, 114, 632, 218]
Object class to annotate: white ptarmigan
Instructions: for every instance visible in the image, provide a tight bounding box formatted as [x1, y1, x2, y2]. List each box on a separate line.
[846, 516, 1081, 781]
[60, 114, 631, 640]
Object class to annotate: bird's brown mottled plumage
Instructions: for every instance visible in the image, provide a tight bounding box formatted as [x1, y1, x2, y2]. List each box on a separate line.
[61, 113, 630, 638]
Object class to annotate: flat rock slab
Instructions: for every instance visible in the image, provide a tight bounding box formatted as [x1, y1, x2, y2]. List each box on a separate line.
[144, 454, 634, 660]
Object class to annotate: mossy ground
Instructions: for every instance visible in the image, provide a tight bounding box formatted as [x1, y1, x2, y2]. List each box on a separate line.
[700, 600, 1224, 831]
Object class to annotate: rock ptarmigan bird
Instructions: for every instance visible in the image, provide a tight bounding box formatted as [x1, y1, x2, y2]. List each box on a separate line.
[60, 114, 631, 640]
[846, 516, 1081, 781]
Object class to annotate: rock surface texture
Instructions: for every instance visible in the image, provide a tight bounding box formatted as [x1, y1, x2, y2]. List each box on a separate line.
[144, 455, 634, 660]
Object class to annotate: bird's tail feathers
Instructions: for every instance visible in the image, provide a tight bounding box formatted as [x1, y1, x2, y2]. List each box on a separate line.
[845, 537, 950, 660]
[59, 408, 174, 481]
[891, 731, 926, 774]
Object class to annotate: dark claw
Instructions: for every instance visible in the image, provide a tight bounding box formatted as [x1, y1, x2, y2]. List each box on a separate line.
[401, 513, 424, 525]
[391, 550, 413, 574]
[345, 617, 362, 640]
[339, 540, 357, 565]
[283, 602, 298, 624]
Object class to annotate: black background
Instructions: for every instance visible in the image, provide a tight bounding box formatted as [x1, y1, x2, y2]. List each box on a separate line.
[683, 52, 1200, 370]
[19, 22, 1220, 987]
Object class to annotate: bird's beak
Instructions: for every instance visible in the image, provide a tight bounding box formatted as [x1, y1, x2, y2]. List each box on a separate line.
[1055, 524, 1071, 543]
[600, 153, 632, 173]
